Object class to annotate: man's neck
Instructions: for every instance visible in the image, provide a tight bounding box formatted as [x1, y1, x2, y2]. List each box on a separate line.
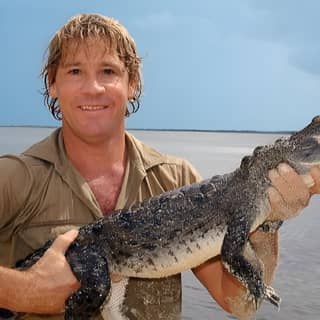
[62, 128, 127, 178]
[62, 128, 128, 214]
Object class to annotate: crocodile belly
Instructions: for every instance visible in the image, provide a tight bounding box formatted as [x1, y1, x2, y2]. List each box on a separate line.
[111, 228, 226, 279]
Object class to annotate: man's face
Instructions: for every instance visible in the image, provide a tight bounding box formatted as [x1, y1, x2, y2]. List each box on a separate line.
[49, 38, 135, 143]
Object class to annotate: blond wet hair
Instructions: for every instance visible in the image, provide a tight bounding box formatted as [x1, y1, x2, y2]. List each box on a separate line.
[41, 13, 142, 119]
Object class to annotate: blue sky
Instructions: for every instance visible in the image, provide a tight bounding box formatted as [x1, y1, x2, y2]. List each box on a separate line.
[1, 0, 319, 131]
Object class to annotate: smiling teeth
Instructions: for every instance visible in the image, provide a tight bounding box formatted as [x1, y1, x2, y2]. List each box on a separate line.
[80, 106, 105, 110]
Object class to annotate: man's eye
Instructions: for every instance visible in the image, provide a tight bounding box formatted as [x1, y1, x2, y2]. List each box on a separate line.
[69, 69, 80, 75]
[103, 68, 114, 75]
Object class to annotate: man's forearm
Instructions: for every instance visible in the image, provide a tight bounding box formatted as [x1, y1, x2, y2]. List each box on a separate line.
[0, 266, 30, 311]
[0, 231, 80, 315]
[225, 229, 279, 318]
[249, 229, 279, 285]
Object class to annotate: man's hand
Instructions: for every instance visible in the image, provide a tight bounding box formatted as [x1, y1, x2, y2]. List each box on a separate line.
[309, 166, 320, 194]
[18, 229, 80, 314]
[194, 163, 320, 319]
[267, 163, 319, 221]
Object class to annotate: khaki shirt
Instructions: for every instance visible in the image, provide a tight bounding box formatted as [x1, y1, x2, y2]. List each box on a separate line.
[0, 129, 202, 320]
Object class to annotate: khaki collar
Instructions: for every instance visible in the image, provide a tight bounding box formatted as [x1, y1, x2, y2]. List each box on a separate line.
[23, 128, 168, 174]
[23, 129, 102, 217]
[23, 128, 169, 215]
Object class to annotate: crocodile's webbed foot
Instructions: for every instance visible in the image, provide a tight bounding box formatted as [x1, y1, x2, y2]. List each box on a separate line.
[244, 277, 280, 309]
[64, 241, 111, 320]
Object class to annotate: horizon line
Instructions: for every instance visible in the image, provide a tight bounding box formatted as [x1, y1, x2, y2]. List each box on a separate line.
[0, 125, 293, 135]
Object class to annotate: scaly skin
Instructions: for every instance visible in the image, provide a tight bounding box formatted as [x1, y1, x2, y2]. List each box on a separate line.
[1, 116, 320, 319]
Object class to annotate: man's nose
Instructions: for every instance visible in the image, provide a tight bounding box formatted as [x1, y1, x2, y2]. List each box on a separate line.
[82, 76, 105, 94]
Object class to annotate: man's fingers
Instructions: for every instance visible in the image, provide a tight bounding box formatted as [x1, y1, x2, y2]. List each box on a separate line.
[267, 163, 311, 220]
[309, 166, 320, 194]
[267, 186, 287, 215]
[269, 163, 309, 207]
[50, 229, 79, 255]
[301, 174, 315, 188]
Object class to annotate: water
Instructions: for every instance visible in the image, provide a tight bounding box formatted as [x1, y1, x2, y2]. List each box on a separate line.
[0, 127, 319, 320]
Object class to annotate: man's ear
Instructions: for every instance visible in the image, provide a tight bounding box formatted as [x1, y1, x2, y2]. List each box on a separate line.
[49, 81, 57, 98]
[128, 79, 138, 101]
[47, 69, 57, 98]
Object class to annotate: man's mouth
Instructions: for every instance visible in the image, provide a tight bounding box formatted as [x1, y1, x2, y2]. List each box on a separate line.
[79, 105, 107, 111]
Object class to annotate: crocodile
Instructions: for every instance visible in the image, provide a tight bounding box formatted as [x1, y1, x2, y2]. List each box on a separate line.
[1, 116, 320, 319]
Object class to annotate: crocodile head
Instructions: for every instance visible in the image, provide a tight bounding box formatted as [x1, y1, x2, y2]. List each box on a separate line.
[286, 115, 320, 174]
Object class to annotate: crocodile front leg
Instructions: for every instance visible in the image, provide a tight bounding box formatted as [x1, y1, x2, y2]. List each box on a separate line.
[220, 211, 281, 309]
[65, 241, 111, 320]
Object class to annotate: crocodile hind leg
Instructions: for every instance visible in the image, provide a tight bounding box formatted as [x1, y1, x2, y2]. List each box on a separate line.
[65, 241, 111, 320]
[242, 237, 281, 308]
[221, 213, 281, 309]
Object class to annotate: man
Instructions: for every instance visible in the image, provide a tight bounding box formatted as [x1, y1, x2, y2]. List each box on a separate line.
[0, 13, 319, 319]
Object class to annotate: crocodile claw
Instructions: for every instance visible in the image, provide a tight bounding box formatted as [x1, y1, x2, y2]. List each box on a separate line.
[246, 282, 281, 310]
[264, 285, 281, 309]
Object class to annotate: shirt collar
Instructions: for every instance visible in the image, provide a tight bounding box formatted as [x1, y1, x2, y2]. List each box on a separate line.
[22, 128, 168, 173]
[22, 128, 169, 213]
